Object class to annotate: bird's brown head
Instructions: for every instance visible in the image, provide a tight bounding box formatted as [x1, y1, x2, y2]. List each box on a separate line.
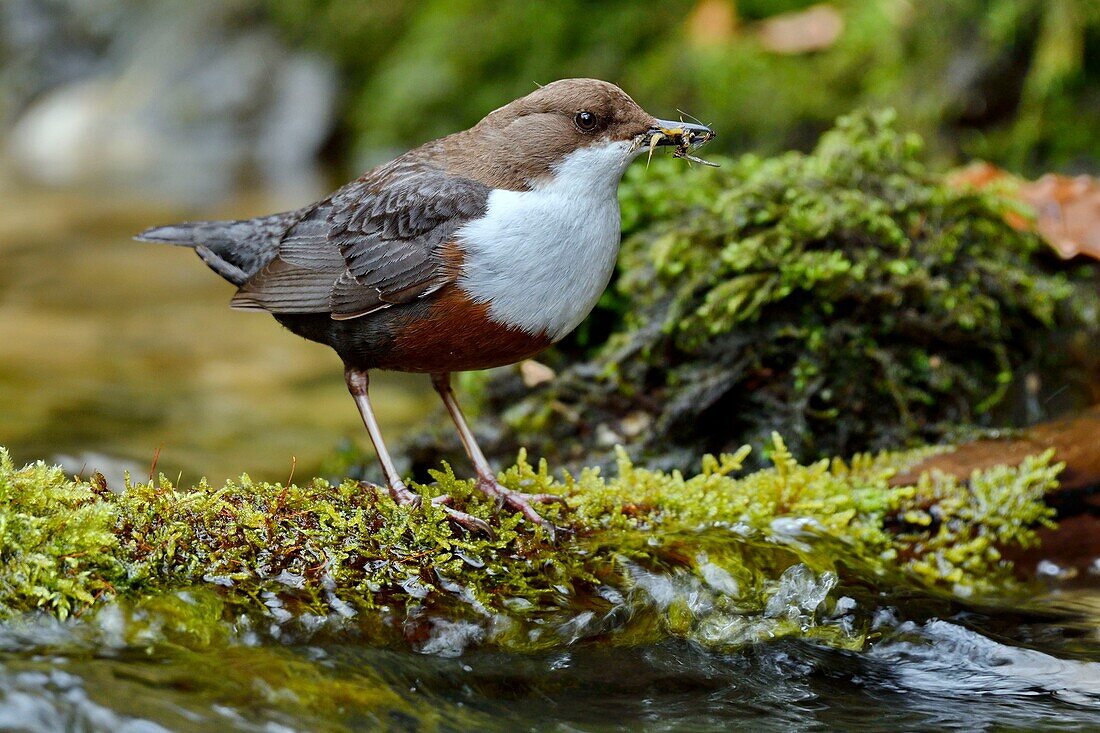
[439, 78, 713, 191]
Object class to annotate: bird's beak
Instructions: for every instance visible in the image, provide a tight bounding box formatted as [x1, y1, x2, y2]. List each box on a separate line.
[644, 119, 715, 148]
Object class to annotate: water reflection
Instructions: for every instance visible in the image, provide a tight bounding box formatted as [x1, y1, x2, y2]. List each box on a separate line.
[0, 185, 434, 484]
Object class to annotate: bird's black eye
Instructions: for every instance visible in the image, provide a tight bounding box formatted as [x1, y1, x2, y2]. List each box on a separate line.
[573, 110, 598, 132]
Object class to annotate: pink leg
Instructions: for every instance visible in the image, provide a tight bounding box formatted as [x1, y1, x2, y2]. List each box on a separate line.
[431, 372, 565, 533]
[346, 368, 490, 534]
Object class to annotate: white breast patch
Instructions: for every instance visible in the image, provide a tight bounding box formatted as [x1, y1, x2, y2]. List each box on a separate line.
[455, 140, 642, 342]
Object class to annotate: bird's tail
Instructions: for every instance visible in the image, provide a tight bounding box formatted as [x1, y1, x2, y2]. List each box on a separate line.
[135, 208, 306, 286]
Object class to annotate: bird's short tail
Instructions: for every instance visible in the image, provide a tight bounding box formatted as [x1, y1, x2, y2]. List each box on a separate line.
[135, 208, 306, 286]
[134, 223, 206, 246]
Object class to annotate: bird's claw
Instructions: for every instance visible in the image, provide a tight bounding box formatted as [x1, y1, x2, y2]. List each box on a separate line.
[428, 492, 495, 535]
[421, 492, 494, 536]
[360, 482, 494, 536]
[362, 478, 569, 539]
[477, 477, 567, 539]
[439, 504, 495, 537]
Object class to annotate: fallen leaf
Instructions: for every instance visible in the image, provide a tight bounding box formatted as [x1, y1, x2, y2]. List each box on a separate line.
[946, 161, 1012, 189]
[620, 411, 653, 438]
[755, 4, 843, 55]
[686, 0, 738, 46]
[890, 405, 1100, 494]
[890, 405, 1100, 578]
[1020, 174, 1100, 260]
[948, 162, 1100, 262]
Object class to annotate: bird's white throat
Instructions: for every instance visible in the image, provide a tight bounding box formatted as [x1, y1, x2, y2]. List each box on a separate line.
[456, 140, 642, 341]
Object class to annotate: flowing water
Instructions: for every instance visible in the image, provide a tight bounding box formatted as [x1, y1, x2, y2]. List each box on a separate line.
[0, 571, 1099, 731]
[2, 185, 1100, 731]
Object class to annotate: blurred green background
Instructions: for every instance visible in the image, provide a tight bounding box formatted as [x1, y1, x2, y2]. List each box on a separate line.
[0, 0, 1097, 483]
[275, 0, 1100, 174]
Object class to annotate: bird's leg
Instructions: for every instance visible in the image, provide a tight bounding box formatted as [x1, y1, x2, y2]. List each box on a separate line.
[431, 372, 566, 531]
[346, 368, 490, 534]
[345, 368, 419, 504]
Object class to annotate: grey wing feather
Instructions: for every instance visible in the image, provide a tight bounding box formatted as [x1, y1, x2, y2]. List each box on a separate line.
[231, 157, 490, 318]
[230, 257, 337, 312]
[277, 204, 343, 270]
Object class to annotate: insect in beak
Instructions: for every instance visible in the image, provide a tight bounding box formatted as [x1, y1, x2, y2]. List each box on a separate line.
[638, 119, 718, 167]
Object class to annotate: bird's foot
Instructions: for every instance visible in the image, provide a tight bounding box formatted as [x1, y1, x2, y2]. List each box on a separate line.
[475, 476, 567, 537]
[429, 493, 495, 537]
[386, 481, 423, 507]
[360, 481, 493, 536]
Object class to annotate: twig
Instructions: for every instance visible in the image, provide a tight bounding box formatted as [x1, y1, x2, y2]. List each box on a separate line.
[149, 444, 163, 481]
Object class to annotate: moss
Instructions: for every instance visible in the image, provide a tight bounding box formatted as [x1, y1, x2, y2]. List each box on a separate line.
[0, 440, 1060, 655]
[418, 110, 1099, 475]
[0, 453, 120, 620]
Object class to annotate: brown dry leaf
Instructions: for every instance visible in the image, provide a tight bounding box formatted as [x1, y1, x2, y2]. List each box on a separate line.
[686, 0, 738, 46]
[619, 411, 653, 438]
[755, 3, 843, 54]
[946, 162, 1034, 231]
[890, 405, 1100, 494]
[1019, 174, 1100, 261]
[948, 162, 1100, 262]
[946, 161, 1012, 189]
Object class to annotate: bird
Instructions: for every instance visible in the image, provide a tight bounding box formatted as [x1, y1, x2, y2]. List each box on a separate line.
[136, 78, 713, 534]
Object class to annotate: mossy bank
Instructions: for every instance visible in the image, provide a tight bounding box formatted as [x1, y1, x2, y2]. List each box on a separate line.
[0, 439, 1060, 657]
[397, 111, 1099, 481]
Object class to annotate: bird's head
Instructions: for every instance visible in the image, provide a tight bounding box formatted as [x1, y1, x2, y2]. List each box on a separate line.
[443, 78, 714, 191]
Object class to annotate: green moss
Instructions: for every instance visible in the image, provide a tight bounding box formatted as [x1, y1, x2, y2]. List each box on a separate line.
[0, 440, 1059, 655]
[432, 110, 1099, 474]
[0, 453, 120, 620]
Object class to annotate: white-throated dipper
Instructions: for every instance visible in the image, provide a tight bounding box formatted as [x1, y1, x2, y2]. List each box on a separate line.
[137, 78, 713, 533]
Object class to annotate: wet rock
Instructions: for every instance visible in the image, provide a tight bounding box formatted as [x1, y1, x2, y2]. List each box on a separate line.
[891, 405, 1100, 578]
[890, 405, 1100, 494]
[2, 0, 337, 202]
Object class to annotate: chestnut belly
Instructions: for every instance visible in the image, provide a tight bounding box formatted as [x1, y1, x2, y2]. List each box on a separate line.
[274, 284, 553, 373]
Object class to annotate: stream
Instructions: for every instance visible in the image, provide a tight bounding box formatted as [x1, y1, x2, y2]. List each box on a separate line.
[0, 568, 1098, 731]
[1, 186, 1099, 731]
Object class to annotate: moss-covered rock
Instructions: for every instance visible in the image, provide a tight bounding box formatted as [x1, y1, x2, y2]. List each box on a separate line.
[0, 440, 1060, 655]
[400, 111, 1099, 477]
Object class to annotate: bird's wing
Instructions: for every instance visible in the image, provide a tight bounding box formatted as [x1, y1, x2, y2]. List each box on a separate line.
[231, 158, 491, 319]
